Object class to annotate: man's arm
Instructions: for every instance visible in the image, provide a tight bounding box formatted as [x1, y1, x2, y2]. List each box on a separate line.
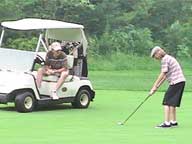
[149, 72, 166, 96]
[53, 67, 67, 73]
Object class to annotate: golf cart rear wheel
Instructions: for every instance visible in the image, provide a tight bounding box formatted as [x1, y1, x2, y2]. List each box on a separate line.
[72, 89, 91, 108]
[15, 92, 36, 113]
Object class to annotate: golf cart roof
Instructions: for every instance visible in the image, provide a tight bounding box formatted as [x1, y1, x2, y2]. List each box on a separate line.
[1, 18, 88, 54]
[1, 18, 84, 30]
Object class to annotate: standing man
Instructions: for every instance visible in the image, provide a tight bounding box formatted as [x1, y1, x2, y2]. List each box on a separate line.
[149, 46, 185, 128]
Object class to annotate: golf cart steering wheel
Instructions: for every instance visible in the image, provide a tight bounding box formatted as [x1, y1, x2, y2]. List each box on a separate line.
[35, 54, 45, 65]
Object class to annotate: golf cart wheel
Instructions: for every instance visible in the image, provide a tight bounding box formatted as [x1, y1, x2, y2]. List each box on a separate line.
[15, 92, 36, 113]
[72, 89, 91, 108]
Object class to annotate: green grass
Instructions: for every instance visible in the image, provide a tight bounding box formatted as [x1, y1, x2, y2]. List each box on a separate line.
[89, 70, 192, 91]
[88, 53, 160, 71]
[0, 69, 192, 143]
[88, 53, 192, 71]
[0, 90, 191, 144]
[89, 70, 160, 91]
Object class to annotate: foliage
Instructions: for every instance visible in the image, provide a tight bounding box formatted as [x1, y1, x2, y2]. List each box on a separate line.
[88, 52, 160, 71]
[7, 37, 38, 51]
[164, 21, 192, 57]
[89, 26, 153, 56]
[1, 0, 192, 69]
[178, 23, 192, 57]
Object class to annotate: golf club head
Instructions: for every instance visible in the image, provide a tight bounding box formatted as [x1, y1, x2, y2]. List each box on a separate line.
[117, 122, 124, 125]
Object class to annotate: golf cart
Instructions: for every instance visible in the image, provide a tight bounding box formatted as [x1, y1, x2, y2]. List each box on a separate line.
[0, 18, 95, 112]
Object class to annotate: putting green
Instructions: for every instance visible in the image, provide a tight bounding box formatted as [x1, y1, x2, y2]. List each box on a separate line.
[0, 90, 191, 144]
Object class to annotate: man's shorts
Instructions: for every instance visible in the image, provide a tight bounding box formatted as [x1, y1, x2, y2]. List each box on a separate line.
[162, 82, 185, 107]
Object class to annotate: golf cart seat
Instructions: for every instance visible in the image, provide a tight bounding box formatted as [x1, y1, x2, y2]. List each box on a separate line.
[42, 55, 74, 82]
[66, 55, 74, 69]
[42, 74, 74, 82]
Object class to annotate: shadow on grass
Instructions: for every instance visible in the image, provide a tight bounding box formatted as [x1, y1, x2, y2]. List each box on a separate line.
[36, 104, 74, 112]
[0, 104, 76, 113]
[0, 105, 16, 112]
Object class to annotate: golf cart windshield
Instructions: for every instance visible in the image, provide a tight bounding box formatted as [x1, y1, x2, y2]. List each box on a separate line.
[0, 48, 35, 71]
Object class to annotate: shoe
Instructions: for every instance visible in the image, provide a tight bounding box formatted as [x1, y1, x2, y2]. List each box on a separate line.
[155, 123, 171, 128]
[170, 122, 178, 127]
[51, 90, 59, 100]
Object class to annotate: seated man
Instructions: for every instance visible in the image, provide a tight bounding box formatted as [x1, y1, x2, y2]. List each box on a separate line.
[36, 42, 69, 99]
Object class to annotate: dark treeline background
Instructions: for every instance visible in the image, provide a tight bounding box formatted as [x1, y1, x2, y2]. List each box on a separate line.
[1, 0, 192, 66]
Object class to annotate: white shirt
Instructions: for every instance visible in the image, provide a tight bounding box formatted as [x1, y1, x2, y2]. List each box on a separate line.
[161, 55, 185, 85]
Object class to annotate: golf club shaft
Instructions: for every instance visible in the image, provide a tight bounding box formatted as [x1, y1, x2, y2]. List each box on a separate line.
[121, 95, 150, 125]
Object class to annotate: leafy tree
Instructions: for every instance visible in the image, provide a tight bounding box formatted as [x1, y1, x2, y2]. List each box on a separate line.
[1, 0, 192, 58]
[177, 23, 192, 57]
[89, 25, 153, 56]
[7, 37, 38, 51]
[0, 0, 23, 20]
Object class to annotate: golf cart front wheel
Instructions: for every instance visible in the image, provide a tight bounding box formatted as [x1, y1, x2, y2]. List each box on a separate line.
[72, 89, 91, 108]
[15, 92, 36, 113]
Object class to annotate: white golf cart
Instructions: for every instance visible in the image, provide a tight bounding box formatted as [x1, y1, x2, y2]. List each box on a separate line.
[0, 18, 95, 112]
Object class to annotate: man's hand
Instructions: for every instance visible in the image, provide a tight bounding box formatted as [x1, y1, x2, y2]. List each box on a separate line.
[149, 86, 158, 96]
[46, 69, 55, 75]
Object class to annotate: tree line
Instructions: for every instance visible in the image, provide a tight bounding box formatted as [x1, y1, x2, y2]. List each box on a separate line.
[0, 0, 192, 58]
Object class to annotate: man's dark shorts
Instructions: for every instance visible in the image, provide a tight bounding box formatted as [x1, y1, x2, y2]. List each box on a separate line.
[163, 82, 185, 107]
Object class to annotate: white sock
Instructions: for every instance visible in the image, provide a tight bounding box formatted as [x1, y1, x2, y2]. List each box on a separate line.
[164, 121, 170, 125]
[170, 120, 177, 124]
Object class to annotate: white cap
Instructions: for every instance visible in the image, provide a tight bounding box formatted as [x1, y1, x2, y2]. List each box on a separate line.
[150, 46, 161, 57]
[49, 42, 62, 51]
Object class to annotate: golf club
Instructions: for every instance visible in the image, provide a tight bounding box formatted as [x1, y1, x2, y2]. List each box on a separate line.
[118, 94, 151, 125]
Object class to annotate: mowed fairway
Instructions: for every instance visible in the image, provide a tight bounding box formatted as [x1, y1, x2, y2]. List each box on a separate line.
[0, 90, 191, 144]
